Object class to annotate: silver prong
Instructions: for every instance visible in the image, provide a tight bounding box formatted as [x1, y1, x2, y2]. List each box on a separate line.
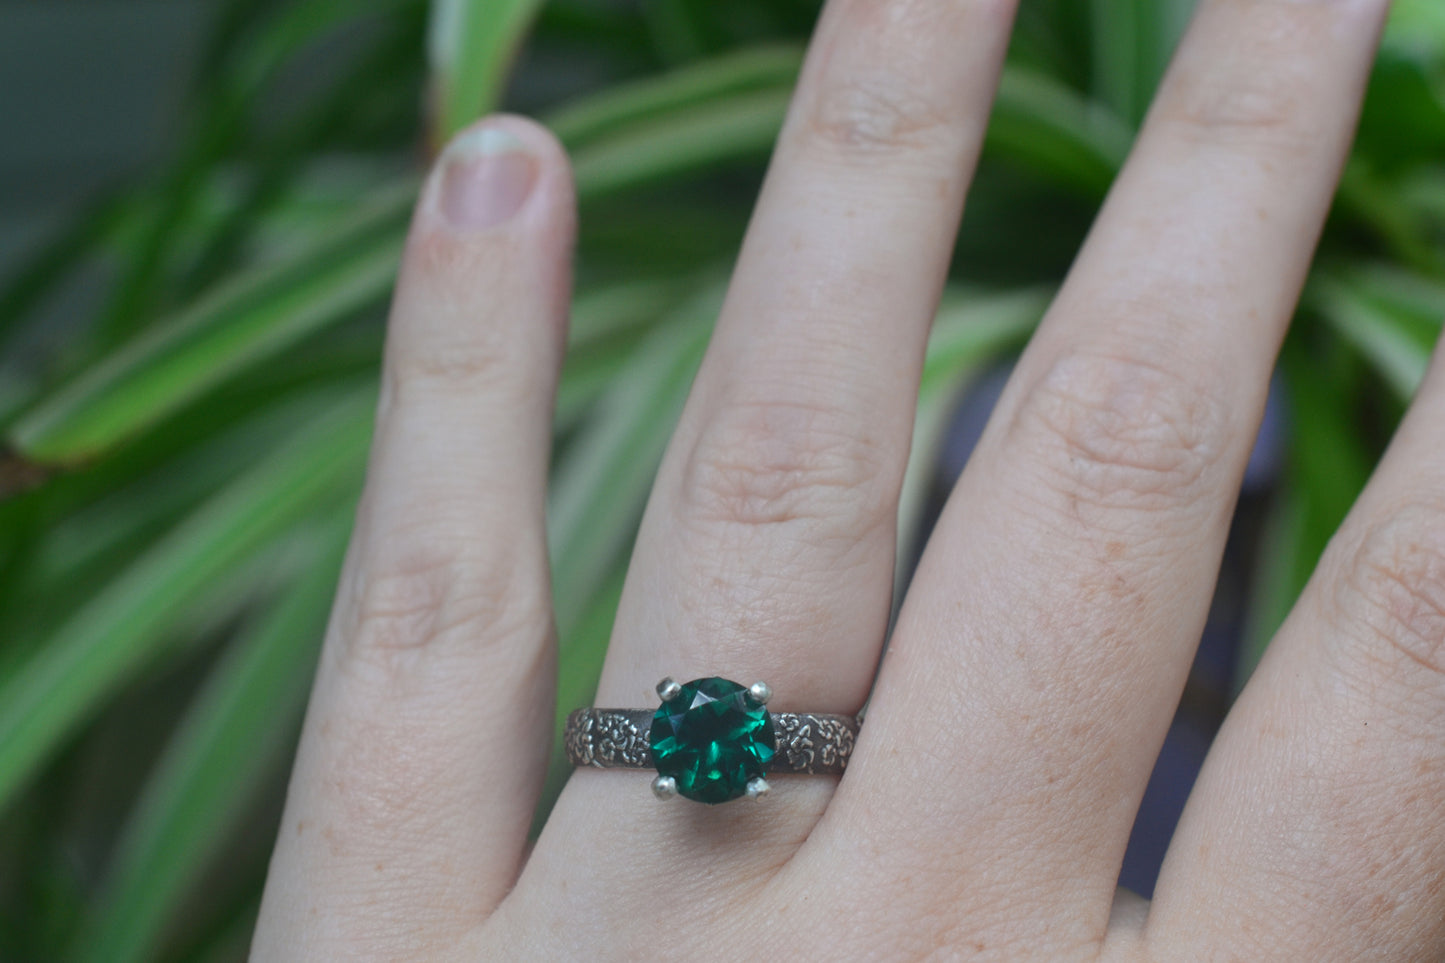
[651, 775, 678, 799]
[656, 677, 682, 701]
[745, 776, 770, 800]
[748, 681, 772, 705]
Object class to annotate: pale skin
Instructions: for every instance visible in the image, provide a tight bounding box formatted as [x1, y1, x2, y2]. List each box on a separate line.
[250, 0, 1445, 959]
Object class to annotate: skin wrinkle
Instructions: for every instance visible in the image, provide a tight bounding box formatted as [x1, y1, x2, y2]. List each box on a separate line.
[1002, 347, 1231, 514]
[1325, 501, 1445, 687]
[677, 394, 897, 530]
[798, 0, 998, 157]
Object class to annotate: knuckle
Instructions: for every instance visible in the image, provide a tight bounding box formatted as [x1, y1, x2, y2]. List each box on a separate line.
[1163, 73, 1304, 150]
[1327, 499, 1445, 687]
[1154, 1, 1377, 154]
[805, 72, 950, 154]
[384, 235, 548, 401]
[800, 0, 1016, 156]
[344, 537, 549, 672]
[678, 397, 894, 534]
[1012, 346, 1225, 515]
[382, 328, 517, 405]
[387, 342, 508, 390]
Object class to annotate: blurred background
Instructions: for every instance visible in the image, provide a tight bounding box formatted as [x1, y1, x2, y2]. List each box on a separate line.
[0, 0, 1443, 959]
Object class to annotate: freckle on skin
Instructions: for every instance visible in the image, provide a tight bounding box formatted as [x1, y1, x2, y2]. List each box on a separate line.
[296, 820, 307, 835]
[323, 825, 344, 858]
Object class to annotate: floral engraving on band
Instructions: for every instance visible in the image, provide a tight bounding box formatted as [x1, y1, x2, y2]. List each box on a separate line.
[773, 713, 857, 775]
[564, 710, 651, 768]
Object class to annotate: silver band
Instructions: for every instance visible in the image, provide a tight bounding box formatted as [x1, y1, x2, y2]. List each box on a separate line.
[565, 708, 859, 776]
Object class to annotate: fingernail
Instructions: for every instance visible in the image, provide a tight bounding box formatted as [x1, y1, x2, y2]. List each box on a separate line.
[438, 126, 539, 230]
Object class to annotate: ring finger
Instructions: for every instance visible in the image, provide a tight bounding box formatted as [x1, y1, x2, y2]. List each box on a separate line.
[525, 0, 1020, 892]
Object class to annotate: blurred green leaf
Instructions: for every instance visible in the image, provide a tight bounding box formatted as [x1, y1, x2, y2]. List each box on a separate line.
[429, 0, 547, 140]
[1386, 0, 1445, 53]
[556, 278, 693, 427]
[988, 67, 1134, 197]
[895, 377, 963, 600]
[1309, 267, 1444, 399]
[35, 388, 363, 588]
[5, 190, 408, 466]
[569, 87, 790, 198]
[230, 0, 421, 95]
[548, 289, 717, 636]
[1356, 49, 1445, 171]
[96, 0, 423, 346]
[640, 0, 711, 64]
[5, 53, 808, 474]
[923, 287, 1052, 384]
[0, 195, 135, 354]
[0, 390, 372, 812]
[180, 24, 425, 300]
[178, 891, 264, 963]
[1089, 0, 1144, 124]
[899, 287, 1050, 582]
[0, 386, 367, 679]
[72, 514, 349, 963]
[1337, 160, 1445, 276]
[543, 293, 716, 819]
[1087, 0, 1191, 127]
[548, 45, 801, 146]
[1240, 344, 1374, 681]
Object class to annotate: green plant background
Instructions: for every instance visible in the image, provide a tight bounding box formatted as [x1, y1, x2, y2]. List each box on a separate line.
[1, 0, 1443, 959]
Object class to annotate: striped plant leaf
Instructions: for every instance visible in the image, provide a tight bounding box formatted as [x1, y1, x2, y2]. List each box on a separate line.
[0, 389, 373, 811]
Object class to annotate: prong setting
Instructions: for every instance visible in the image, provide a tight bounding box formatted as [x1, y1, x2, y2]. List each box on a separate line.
[656, 677, 682, 701]
[748, 681, 772, 705]
[745, 777, 770, 800]
[652, 775, 678, 799]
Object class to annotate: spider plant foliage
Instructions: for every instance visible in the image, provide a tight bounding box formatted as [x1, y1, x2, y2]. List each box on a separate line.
[0, 0, 1440, 959]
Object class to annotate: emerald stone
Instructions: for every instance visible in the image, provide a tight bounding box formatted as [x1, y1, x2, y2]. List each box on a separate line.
[649, 677, 775, 804]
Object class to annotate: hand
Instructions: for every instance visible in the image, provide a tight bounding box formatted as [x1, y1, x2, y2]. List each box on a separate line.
[250, 0, 1439, 959]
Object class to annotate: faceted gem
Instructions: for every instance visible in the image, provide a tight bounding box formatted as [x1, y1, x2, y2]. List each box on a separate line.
[648, 677, 775, 804]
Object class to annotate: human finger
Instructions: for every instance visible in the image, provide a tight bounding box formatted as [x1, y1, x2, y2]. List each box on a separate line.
[252, 117, 575, 957]
[816, 0, 1390, 948]
[1151, 336, 1445, 960]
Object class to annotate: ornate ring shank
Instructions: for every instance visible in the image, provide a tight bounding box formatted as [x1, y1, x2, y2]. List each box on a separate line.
[565, 708, 858, 776]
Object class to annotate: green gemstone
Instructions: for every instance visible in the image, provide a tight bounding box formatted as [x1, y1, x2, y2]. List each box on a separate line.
[649, 677, 775, 804]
